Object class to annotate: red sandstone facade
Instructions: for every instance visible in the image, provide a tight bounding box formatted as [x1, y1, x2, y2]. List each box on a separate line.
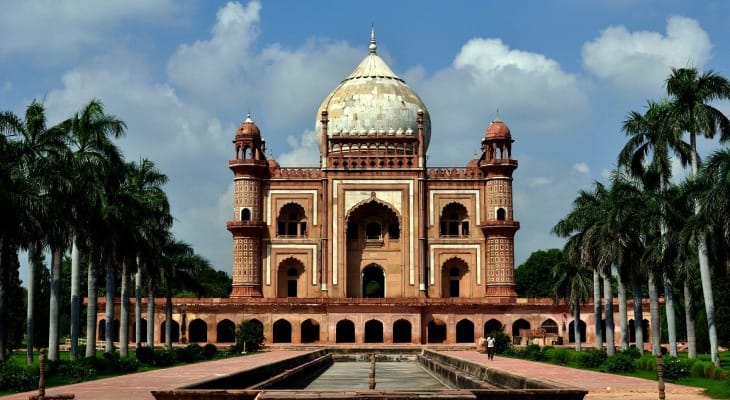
[96, 32, 649, 348]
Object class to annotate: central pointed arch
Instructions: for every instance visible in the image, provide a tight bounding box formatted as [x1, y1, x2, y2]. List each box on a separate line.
[345, 197, 402, 297]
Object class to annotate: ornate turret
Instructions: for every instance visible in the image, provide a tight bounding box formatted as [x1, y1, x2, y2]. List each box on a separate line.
[227, 114, 268, 297]
[480, 117, 519, 300]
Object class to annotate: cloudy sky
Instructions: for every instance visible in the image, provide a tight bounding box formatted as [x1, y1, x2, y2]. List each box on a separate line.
[3, 0, 730, 280]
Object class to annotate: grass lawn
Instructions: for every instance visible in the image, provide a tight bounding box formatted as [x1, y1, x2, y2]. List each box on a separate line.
[1, 347, 241, 396]
[503, 347, 730, 399]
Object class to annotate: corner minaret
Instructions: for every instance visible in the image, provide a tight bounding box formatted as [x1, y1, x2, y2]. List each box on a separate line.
[227, 114, 268, 297]
[480, 117, 519, 300]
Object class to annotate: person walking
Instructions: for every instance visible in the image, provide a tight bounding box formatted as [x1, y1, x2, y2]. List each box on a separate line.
[486, 336, 496, 360]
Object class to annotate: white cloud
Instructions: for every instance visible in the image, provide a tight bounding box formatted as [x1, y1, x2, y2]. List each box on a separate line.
[529, 177, 553, 186]
[414, 37, 590, 166]
[0, 0, 180, 61]
[278, 129, 320, 167]
[573, 162, 591, 175]
[167, 1, 261, 111]
[582, 16, 711, 95]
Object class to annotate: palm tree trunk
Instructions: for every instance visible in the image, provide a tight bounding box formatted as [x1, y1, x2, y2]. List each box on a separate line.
[105, 264, 115, 353]
[85, 260, 97, 357]
[617, 272, 629, 351]
[602, 268, 615, 355]
[147, 281, 155, 347]
[593, 268, 603, 350]
[48, 247, 62, 361]
[165, 292, 172, 350]
[70, 236, 81, 360]
[120, 261, 129, 357]
[631, 265, 644, 354]
[135, 268, 142, 349]
[683, 280, 696, 359]
[26, 244, 39, 364]
[573, 305, 581, 352]
[0, 239, 8, 362]
[690, 131, 720, 366]
[648, 269, 661, 355]
[664, 275, 677, 357]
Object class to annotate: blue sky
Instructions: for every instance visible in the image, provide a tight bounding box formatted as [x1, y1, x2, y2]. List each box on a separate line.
[3, 0, 730, 280]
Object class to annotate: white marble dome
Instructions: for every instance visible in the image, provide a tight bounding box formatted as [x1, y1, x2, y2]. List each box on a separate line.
[316, 30, 431, 152]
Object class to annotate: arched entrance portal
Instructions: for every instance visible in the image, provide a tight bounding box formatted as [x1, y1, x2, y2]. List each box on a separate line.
[273, 319, 292, 343]
[456, 319, 474, 343]
[364, 320, 384, 343]
[362, 264, 385, 298]
[427, 319, 446, 343]
[569, 320, 587, 343]
[393, 319, 412, 343]
[345, 199, 401, 297]
[301, 319, 320, 343]
[336, 320, 355, 343]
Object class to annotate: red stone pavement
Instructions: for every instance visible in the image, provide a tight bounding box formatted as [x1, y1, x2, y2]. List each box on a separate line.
[442, 351, 709, 400]
[1, 350, 709, 400]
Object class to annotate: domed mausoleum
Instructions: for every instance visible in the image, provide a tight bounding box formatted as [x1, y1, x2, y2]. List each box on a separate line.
[98, 30, 647, 349]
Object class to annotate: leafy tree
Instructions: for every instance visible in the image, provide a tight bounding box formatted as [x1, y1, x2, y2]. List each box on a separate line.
[233, 320, 264, 353]
[515, 249, 563, 298]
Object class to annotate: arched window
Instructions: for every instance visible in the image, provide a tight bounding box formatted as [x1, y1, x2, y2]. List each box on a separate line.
[449, 267, 460, 297]
[240, 208, 251, 221]
[365, 222, 382, 241]
[440, 203, 469, 237]
[287, 267, 298, 297]
[496, 208, 506, 221]
[277, 203, 307, 237]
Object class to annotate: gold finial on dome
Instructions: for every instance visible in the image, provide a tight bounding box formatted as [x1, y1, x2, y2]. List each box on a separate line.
[369, 25, 377, 54]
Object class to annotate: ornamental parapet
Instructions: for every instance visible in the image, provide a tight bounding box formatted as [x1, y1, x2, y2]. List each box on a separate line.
[427, 167, 482, 179]
[270, 168, 323, 178]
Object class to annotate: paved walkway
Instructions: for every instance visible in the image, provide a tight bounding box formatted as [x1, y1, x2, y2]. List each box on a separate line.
[442, 351, 709, 400]
[1, 350, 709, 400]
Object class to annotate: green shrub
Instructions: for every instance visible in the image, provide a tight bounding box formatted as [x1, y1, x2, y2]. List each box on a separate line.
[636, 354, 656, 371]
[606, 353, 636, 373]
[136, 346, 154, 364]
[177, 344, 205, 363]
[233, 320, 264, 353]
[620, 346, 642, 359]
[0, 360, 37, 392]
[102, 352, 139, 373]
[663, 357, 689, 381]
[154, 350, 177, 367]
[202, 343, 218, 360]
[577, 349, 607, 368]
[58, 359, 96, 382]
[703, 362, 716, 380]
[484, 326, 512, 354]
[551, 348, 570, 365]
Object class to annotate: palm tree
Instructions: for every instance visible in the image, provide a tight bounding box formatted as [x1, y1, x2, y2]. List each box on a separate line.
[0, 101, 67, 362]
[553, 257, 592, 351]
[666, 67, 730, 366]
[66, 99, 125, 359]
[160, 239, 194, 350]
[117, 159, 171, 357]
[619, 99, 691, 357]
[553, 182, 610, 352]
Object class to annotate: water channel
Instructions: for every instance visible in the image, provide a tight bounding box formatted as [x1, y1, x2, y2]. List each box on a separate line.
[304, 360, 448, 390]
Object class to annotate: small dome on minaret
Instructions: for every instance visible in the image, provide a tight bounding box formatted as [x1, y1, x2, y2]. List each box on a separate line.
[485, 117, 511, 141]
[267, 154, 280, 169]
[236, 113, 261, 137]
